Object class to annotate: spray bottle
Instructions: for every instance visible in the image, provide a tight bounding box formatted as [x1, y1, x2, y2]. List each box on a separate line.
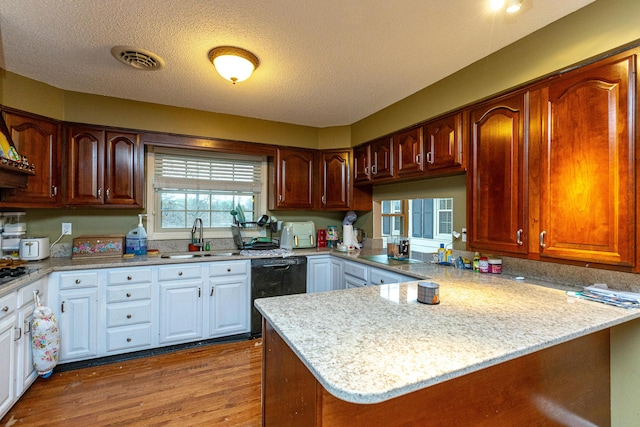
[126, 214, 148, 255]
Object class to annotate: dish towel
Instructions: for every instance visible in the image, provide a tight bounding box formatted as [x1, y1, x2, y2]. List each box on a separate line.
[31, 291, 60, 378]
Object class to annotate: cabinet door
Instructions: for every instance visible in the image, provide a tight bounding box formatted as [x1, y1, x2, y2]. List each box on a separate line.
[468, 92, 527, 254]
[0, 317, 16, 419]
[371, 136, 394, 180]
[330, 258, 344, 291]
[353, 144, 371, 184]
[1, 111, 61, 206]
[424, 112, 463, 171]
[15, 304, 36, 396]
[105, 131, 141, 206]
[208, 277, 249, 338]
[66, 127, 105, 205]
[396, 126, 424, 176]
[320, 150, 350, 209]
[58, 288, 98, 361]
[538, 54, 635, 266]
[273, 147, 314, 209]
[159, 282, 203, 344]
[307, 256, 332, 293]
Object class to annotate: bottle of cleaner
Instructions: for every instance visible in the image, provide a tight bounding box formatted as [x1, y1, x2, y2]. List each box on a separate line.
[437, 243, 446, 263]
[472, 252, 481, 272]
[126, 214, 147, 255]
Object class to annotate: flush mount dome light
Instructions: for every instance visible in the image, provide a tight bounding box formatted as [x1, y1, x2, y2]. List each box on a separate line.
[489, 0, 523, 13]
[111, 46, 165, 70]
[208, 46, 259, 84]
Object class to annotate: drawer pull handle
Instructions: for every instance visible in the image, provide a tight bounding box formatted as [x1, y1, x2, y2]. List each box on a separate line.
[539, 231, 547, 248]
[24, 319, 32, 334]
[127, 276, 132, 281]
[126, 314, 132, 319]
[127, 338, 132, 342]
[516, 229, 524, 246]
[178, 271, 183, 276]
[35, 290, 39, 296]
[126, 293, 132, 298]
[14, 326, 21, 341]
[75, 279, 81, 284]
[2, 306, 8, 312]
[210, 287, 215, 296]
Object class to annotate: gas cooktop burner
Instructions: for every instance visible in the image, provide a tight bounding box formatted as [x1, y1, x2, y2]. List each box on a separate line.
[0, 265, 27, 278]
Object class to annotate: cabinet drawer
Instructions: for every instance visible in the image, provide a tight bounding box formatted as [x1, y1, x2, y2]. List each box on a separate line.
[0, 292, 17, 321]
[369, 269, 407, 286]
[209, 260, 249, 276]
[108, 268, 152, 285]
[107, 283, 152, 303]
[343, 260, 368, 281]
[17, 278, 46, 308]
[59, 272, 99, 289]
[107, 300, 152, 327]
[158, 264, 202, 281]
[106, 324, 152, 352]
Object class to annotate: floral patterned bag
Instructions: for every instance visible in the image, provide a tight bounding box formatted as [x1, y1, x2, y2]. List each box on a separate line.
[31, 291, 60, 378]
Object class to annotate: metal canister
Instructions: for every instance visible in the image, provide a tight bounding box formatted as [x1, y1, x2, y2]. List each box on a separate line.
[417, 282, 440, 305]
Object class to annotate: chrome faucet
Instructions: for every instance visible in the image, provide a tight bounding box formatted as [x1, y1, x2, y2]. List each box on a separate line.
[191, 218, 204, 250]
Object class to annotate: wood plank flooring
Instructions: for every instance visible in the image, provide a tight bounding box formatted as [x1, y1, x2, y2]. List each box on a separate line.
[2, 339, 263, 427]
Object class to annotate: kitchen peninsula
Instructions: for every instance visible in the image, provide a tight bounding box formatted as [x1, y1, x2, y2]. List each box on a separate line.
[256, 270, 640, 426]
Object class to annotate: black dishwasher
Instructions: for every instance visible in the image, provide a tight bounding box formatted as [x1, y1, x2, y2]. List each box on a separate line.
[250, 256, 307, 337]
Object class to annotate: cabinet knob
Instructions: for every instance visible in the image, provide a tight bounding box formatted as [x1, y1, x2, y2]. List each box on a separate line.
[178, 271, 183, 276]
[127, 338, 132, 342]
[126, 293, 132, 298]
[126, 314, 132, 319]
[227, 268, 231, 272]
[75, 279, 81, 284]
[380, 279, 385, 284]
[2, 306, 8, 312]
[127, 276, 132, 281]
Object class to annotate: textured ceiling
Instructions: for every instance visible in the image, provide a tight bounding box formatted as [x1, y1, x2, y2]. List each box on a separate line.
[0, 0, 595, 128]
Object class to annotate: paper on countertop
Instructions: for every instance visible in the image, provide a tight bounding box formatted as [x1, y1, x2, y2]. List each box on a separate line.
[584, 284, 640, 303]
[567, 284, 640, 309]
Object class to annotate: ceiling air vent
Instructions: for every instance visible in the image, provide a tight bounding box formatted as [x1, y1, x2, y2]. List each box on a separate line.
[111, 46, 165, 71]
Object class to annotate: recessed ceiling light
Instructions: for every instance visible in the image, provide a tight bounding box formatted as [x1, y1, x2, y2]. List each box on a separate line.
[111, 46, 165, 71]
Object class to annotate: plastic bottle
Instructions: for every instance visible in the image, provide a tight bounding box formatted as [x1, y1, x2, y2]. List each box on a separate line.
[472, 252, 481, 272]
[125, 214, 148, 255]
[445, 248, 452, 263]
[437, 243, 446, 263]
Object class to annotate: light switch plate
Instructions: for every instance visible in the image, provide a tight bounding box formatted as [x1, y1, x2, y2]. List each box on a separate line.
[461, 227, 467, 242]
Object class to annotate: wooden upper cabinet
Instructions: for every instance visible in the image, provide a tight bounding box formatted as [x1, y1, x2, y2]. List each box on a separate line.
[537, 53, 635, 266]
[468, 92, 528, 255]
[424, 112, 464, 171]
[105, 132, 141, 206]
[371, 136, 394, 180]
[66, 126, 142, 207]
[353, 144, 370, 184]
[320, 150, 350, 209]
[396, 126, 424, 176]
[0, 111, 61, 207]
[271, 147, 314, 210]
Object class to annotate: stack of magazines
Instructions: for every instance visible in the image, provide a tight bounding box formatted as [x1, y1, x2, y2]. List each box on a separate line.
[567, 285, 640, 309]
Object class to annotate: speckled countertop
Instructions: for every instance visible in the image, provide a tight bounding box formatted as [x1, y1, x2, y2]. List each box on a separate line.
[255, 268, 640, 405]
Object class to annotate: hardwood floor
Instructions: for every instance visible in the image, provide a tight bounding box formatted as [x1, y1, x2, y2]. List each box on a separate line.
[2, 339, 263, 426]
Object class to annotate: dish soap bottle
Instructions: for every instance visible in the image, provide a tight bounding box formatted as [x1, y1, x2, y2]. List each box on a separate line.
[126, 214, 148, 255]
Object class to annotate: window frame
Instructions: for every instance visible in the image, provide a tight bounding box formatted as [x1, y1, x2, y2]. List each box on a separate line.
[145, 147, 268, 240]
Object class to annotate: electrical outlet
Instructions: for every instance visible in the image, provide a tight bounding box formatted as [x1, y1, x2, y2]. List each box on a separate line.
[62, 222, 72, 235]
[461, 227, 467, 242]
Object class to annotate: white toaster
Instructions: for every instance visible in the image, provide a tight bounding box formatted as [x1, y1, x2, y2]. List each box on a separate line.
[19, 237, 51, 261]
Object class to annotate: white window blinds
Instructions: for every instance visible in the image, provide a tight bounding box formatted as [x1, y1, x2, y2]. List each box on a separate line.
[153, 149, 263, 193]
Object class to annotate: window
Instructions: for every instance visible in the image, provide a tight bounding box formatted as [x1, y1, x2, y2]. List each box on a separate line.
[380, 197, 453, 253]
[147, 147, 267, 238]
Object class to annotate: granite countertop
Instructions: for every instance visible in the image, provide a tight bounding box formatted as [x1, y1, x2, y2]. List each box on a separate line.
[255, 269, 640, 405]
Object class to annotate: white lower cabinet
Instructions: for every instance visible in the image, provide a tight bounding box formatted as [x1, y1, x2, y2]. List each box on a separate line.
[158, 264, 204, 344]
[307, 255, 333, 293]
[0, 292, 17, 420]
[58, 287, 98, 361]
[207, 260, 250, 338]
[343, 260, 368, 289]
[1, 277, 48, 420]
[331, 258, 344, 290]
[368, 266, 416, 286]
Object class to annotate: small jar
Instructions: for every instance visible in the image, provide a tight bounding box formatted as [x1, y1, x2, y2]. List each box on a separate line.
[479, 256, 489, 273]
[488, 258, 502, 274]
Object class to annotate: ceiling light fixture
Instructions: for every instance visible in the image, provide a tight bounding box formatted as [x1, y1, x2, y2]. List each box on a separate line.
[489, 0, 523, 13]
[208, 46, 259, 84]
[505, 0, 522, 13]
